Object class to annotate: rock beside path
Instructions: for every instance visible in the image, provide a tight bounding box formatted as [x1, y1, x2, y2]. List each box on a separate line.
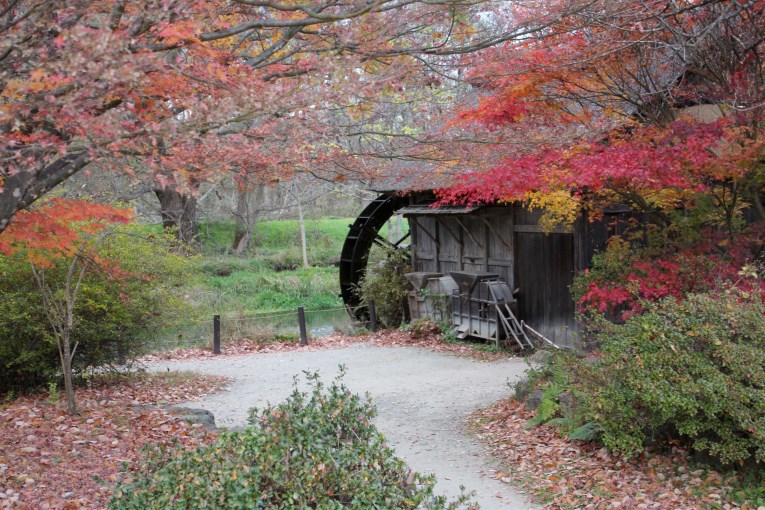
[166, 406, 217, 429]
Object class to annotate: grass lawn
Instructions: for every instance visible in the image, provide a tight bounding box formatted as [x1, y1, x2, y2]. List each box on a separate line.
[145, 216, 409, 349]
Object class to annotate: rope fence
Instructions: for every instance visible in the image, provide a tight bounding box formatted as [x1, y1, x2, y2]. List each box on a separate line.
[152, 301, 378, 354]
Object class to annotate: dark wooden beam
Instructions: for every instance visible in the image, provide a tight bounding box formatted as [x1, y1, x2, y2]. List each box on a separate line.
[453, 217, 483, 248]
[480, 217, 514, 252]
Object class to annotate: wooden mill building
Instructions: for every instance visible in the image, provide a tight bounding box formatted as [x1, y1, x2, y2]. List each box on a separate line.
[339, 186, 629, 348]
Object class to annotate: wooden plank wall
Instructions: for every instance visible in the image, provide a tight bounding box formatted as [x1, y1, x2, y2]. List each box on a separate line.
[409, 208, 515, 288]
[513, 206, 579, 348]
[408, 206, 582, 349]
[406, 202, 652, 350]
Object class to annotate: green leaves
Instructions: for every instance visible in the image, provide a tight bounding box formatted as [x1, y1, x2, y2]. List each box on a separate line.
[358, 246, 412, 328]
[579, 288, 765, 465]
[0, 225, 195, 393]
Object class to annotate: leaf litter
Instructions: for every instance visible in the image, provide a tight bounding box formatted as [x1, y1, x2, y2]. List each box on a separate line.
[139, 329, 514, 363]
[0, 372, 228, 509]
[13, 331, 749, 509]
[470, 398, 762, 510]
[0, 330, 506, 509]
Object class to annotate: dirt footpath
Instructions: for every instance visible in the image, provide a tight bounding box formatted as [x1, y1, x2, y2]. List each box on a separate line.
[151, 343, 537, 509]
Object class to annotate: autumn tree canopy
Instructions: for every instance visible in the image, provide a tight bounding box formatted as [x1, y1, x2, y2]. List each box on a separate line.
[436, 0, 765, 229]
[0, 0, 575, 243]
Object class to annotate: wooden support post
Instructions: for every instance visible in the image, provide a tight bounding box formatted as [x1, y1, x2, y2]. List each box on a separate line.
[298, 306, 308, 346]
[368, 299, 378, 332]
[213, 314, 221, 354]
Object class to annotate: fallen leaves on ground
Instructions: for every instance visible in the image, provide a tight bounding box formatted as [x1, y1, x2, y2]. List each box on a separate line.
[471, 399, 753, 510]
[139, 330, 516, 363]
[0, 372, 228, 509]
[0, 332, 511, 508]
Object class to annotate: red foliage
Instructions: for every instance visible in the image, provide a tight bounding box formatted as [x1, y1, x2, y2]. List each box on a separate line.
[434, 1, 764, 218]
[0, 199, 131, 266]
[577, 228, 765, 320]
[436, 118, 759, 206]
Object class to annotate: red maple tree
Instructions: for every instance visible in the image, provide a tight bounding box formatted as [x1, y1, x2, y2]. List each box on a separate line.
[437, 0, 764, 225]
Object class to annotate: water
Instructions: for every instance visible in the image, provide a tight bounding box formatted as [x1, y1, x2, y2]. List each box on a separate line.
[302, 308, 356, 337]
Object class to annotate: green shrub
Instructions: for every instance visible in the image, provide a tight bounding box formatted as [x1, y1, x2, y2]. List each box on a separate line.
[0, 226, 194, 393]
[110, 369, 472, 509]
[358, 246, 412, 328]
[578, 288, 765, 464]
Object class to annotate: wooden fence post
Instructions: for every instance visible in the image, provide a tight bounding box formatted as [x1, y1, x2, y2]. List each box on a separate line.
[213, 314, 221, 354]
[298, 306, 308, 346]
[368, 299, 378, 332]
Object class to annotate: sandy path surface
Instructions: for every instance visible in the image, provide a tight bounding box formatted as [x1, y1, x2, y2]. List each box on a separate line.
[150, 343, 538, 509]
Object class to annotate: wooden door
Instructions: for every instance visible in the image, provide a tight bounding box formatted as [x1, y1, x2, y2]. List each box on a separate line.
[515, 232, 577, 347]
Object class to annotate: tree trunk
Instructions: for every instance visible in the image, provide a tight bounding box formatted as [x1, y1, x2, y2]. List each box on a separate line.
[231, 185, 265, 255]
[750, 186, 765, 223]
[31, 253, 89, 416]
[296, 190, 309, 268]
[0, 152, 90, 234]
[154, 187, 198, 245]
[289, 182, 308, 267]
[60, 332, 77, 415]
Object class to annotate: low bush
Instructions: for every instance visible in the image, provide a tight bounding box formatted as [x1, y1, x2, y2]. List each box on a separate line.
[577, 288, 765, 465]
[0, 226, 193, 393]
[110, 370, 472, 509]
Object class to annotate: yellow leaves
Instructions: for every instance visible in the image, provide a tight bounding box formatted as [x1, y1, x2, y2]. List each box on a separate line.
[644, 187, 693, 212]
[2, 69, 72, 103]
[29, 69, 46, 82]
[525, 190, 580, 232]
[345, 101, 374, 122]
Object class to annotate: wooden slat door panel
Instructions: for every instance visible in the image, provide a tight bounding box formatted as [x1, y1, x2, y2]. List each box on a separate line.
[515, 232, 578, 347]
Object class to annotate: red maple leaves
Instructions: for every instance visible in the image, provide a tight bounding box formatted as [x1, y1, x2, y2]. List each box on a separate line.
[437, 117, 760, 208]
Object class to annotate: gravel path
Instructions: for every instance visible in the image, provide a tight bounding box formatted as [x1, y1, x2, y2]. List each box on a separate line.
[151, 343, 538, 509]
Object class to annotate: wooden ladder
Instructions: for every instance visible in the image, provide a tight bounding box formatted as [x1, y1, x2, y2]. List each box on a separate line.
[495, 303, 533, 350]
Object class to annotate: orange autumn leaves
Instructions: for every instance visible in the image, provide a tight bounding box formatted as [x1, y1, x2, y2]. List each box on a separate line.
[0, 199, 132, 267]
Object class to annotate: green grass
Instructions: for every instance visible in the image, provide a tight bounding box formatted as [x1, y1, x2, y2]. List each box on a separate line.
[193, 263, 342, 315]
[198, 217, 408, 266]
[187, 218, 353, 316]
[146, 217, 409, 348]
[197, 218, 354, 264]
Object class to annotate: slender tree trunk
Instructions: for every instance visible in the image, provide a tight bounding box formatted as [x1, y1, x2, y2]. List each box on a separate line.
[60, 332, 76, 415]
[296, 189, 309, 268]
[750, 186, 765, 222]
[31, 252, 89, 415]
[154, 186, 198, 245]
